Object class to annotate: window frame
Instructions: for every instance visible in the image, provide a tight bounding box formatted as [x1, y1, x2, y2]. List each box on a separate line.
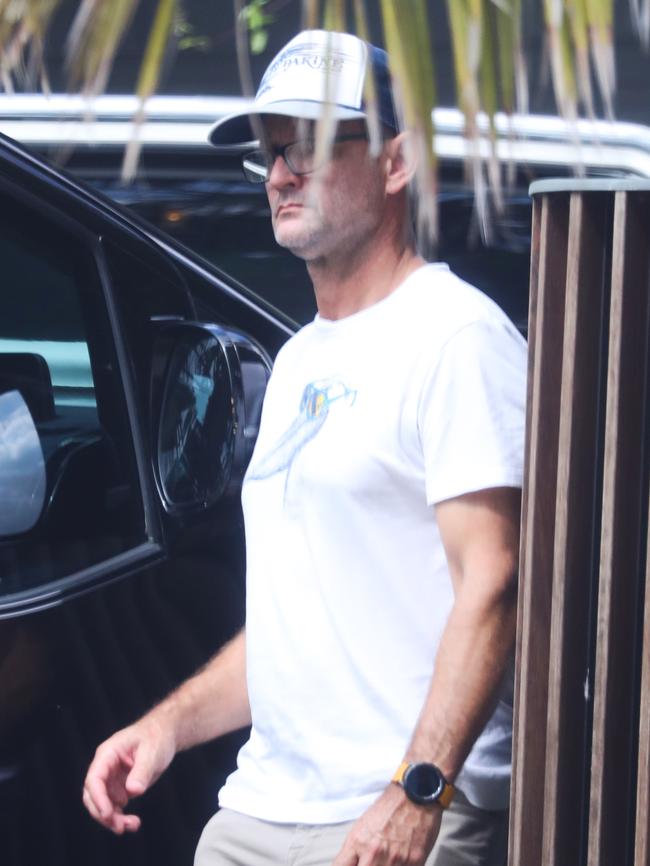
[0, 165, 166, 616]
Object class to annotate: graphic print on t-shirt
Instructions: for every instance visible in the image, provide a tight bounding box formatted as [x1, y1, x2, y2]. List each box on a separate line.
[249, 378, 356, 496]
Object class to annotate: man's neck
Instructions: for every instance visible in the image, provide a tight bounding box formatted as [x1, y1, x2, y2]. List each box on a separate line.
[307, 238, 425, 321]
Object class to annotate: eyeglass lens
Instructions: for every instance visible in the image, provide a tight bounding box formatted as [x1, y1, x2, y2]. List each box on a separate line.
[241, 134, 368, 183]
[242, 141, 316, 183]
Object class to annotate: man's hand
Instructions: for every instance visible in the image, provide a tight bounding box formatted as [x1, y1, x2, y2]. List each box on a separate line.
[333, 784, 442, 866]
[82, 630, 250, 835]
[82, 716, 176, 834]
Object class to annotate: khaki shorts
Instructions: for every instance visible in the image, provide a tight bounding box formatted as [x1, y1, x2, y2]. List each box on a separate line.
[194, 790, 508, 866]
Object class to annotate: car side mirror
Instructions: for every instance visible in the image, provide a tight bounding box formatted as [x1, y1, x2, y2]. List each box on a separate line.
[152, 322, 271, 513]
[0, 390, 46, 535]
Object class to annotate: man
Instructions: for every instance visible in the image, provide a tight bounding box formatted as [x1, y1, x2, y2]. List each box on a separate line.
[83, 30, 526, 866]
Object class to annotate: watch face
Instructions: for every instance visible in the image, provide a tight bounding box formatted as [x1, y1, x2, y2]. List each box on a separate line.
[404, 763, 444, 805]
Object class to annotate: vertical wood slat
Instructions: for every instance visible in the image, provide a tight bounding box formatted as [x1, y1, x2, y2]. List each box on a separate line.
[588, 191, 650, 866]
[635, 495, 650, 866]
[542, 192, 611, 866]
[510, 194, 569, 866]
[631, 200, 650, 866]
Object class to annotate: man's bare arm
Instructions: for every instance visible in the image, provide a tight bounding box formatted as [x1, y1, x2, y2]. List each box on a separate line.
[406, 486, 520, 776]
[83, 628, 249, 834]
[153, 627, 250, 752]
[333, 486, 520, 866]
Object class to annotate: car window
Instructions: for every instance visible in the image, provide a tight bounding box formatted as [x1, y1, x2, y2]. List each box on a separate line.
[0, 190, 147, 599]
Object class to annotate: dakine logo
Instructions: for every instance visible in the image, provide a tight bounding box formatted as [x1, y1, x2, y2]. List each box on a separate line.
[258, 46, 351, 96]
[276, 51, 346, 74]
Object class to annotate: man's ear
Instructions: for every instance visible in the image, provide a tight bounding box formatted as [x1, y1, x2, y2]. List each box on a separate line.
[384, 131, 418, 195]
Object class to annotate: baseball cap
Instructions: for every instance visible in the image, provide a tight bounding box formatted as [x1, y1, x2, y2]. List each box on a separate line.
[208, 29, 398, 149]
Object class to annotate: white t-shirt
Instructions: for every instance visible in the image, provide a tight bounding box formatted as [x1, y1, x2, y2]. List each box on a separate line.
[218, 263, 527, 823]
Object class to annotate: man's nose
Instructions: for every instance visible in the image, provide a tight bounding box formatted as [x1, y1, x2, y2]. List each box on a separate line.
[266, 152, 300, 188]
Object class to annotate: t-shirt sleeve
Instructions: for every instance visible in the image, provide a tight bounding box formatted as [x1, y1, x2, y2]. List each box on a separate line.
[417, 317, 527, 505]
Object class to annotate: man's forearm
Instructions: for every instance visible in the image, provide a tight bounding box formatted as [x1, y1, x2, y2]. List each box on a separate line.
[330, 576, 517, 866]
[146, 628, 250, 753]
[405, 577, 517, 782]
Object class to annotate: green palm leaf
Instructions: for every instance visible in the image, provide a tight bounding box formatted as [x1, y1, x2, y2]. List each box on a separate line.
[567, 0, 595, 116]
[121, 0, 177, 181]
[380, 0, 438, 244]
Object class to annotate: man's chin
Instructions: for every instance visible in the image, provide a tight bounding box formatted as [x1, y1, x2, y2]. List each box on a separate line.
[273, 230, 316, 260]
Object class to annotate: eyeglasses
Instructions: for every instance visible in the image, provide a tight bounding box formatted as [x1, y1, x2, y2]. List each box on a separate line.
[241, 134, 369, 183]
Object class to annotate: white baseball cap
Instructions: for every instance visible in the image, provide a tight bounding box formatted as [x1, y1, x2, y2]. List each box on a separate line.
[208, 29, 398, 149]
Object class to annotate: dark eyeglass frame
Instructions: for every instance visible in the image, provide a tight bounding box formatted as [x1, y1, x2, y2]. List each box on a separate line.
[241, 133, 370, 184]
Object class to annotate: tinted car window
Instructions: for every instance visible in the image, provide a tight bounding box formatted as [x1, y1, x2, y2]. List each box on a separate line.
[0, 191, 146, 597]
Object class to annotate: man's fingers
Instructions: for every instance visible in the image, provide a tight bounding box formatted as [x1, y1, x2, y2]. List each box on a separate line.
[332, 838, 361, 866]
[84, 773, 116, 821]
[82, 786, 142, 834]
[332, 852, 359, 866]
[83, 740, 138, 826]
[113, 813, 142, 834]
[355, 840, 390, 866]
[82, 722, 176, 834]
[82, 743, 157, 833]
[82, 786, 103, 822]
[333, 842, 392, 866]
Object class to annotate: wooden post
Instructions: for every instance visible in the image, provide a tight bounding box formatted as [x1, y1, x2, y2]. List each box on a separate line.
[511, 180, 650, 866]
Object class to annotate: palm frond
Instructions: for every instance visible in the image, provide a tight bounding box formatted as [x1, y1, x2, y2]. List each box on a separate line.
[379, 0, 438, 246]
[630, 0, 650, 50]
[494, 0, 516, 114]
[543, 0, 578, 119]
[446, 0, 494, 241]
[311, 28, 343, 190]
[121, 0, 177, 181]
[323, 0, 346, 31]
[567, 0, 595, 116]
[509, 0, 529, 114]
[495, 0, 524, 185]
[0, 0, 63, 92]
[586, 0, 615, 118]
[135, 0, 176, 100]
[65, 0, 140, 97]
[65, 0, 101, 69]
[352, 0, 382, 156]
[481, 3, 504, 213]
[302, 0, 320, 30]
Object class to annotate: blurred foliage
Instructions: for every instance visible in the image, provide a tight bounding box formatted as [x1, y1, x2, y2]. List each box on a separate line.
[239, 0, 274, 54]
[0, 0, 646, 240]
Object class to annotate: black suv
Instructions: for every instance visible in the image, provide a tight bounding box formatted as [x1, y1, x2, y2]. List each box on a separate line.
[0, 130, 292, 866]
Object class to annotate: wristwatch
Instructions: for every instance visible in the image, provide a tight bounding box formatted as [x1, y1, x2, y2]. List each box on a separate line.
[392, 760, 455, 809]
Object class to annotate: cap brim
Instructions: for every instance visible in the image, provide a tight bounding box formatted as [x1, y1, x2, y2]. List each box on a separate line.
[208, 100, 366, 150]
